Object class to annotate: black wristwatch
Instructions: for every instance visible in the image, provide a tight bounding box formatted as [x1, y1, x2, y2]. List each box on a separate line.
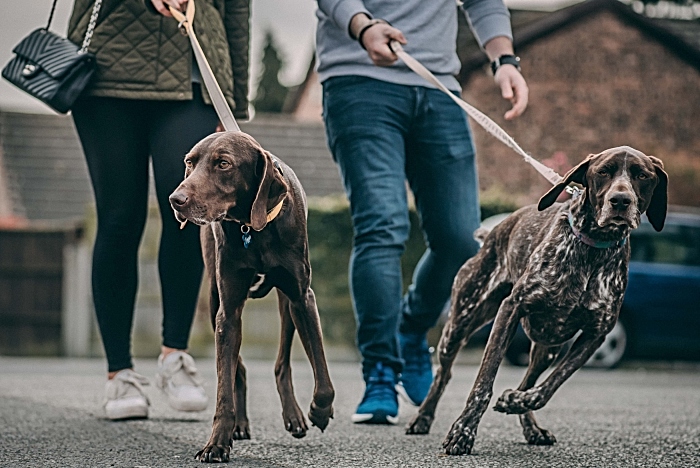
[490, 55, 521, 74]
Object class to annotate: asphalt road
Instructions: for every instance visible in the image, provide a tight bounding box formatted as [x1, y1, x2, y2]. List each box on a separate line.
[1, 356, 699, 467]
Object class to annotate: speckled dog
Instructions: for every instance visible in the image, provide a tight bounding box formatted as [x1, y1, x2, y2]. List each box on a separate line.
[405, 146, 668, 455]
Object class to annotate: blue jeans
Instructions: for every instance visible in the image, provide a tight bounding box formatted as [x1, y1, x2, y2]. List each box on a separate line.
[322, 76, 481, 376]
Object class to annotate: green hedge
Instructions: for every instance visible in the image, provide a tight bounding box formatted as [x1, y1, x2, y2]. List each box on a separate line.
[307, 197, 518, 346]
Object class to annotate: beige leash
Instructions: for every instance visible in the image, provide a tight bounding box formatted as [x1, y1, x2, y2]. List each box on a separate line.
[389, 40, 564, 187]
[169, 0, 240, 133]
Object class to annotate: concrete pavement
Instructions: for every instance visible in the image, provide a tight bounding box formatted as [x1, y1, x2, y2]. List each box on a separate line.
[1, 356, 699, 467]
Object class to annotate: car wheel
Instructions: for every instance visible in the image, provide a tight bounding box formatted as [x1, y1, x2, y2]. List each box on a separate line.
[585, 320, 628, 369]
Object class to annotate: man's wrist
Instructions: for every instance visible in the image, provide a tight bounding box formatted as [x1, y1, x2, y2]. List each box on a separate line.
[349, 13, 372, 40]
[490, 55, 521, 75]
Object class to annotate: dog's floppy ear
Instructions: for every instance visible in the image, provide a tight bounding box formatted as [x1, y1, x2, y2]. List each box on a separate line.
[537, 154, 594, 211]
[645, 155, 668, 232]
[250, 149, 288, 231]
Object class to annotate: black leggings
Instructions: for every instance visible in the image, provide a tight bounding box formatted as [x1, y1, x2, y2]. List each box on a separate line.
[72, 85, 218, 372]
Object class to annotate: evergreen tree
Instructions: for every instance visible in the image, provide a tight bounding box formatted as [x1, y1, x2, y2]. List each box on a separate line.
[254, 31, 288, 113]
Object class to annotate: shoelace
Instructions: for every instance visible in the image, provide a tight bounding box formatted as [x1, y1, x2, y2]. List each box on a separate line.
[363, 365, 396, 403]
[105, 370, 151, 406]
[403, 339, 433, 372]
[161, 353, 203, 386]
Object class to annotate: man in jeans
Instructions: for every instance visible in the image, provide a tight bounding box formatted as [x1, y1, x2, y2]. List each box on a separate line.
[316, 0, 529, 424]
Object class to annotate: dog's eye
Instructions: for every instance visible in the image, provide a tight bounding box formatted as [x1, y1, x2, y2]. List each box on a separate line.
[185, 159, 193, 168]
[637, 173, 648, 180]
[596, 169, 608, 176]
[218, 160, 231, 169]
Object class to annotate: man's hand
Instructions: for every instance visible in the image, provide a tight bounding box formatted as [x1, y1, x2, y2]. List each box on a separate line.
[350, 13, 407, 67]
[150, 0, 188, 17]
[484, 36, 529, 120]
[494, 65, 528, 120]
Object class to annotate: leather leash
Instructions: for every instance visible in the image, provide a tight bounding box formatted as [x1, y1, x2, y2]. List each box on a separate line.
[169, 0, 240, 132]
[389, 40, 567, 188]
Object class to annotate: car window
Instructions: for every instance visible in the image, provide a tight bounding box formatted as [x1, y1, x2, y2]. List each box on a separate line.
[630, 223, 700, 266]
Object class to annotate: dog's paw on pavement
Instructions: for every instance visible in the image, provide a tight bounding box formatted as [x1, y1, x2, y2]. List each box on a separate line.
[231, 421, 251, 441]
[405, 413, 433, 435]
[195, 444, 231, 463]
[524, 425, 557, 446]
[442, 424, 476, 456]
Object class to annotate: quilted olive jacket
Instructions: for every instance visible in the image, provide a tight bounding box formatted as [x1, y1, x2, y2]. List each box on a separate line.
[67, 0, 250, 118]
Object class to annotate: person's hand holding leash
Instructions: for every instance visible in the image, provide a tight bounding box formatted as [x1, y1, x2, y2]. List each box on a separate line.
[350, 13, 407, 67]
[150, 0, 188, 17]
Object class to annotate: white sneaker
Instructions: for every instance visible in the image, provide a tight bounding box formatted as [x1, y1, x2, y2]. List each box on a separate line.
[156, 351, 208, 412]
[104, 369, 150, 420]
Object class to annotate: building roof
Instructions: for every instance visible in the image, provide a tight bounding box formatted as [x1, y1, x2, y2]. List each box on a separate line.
[0, 111, 340, 222]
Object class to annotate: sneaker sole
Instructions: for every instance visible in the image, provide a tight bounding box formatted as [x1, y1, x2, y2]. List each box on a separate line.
[105, 405, 148, 421]
[351, 412, 399, 425]
[166, 395, 208, 412]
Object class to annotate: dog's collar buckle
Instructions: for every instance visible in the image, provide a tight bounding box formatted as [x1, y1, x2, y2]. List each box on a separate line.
[567, 211, 627, 249]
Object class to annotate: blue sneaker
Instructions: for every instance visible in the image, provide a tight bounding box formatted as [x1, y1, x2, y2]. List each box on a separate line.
[352, 362, 399, 424]
[398, 332, 434, 406]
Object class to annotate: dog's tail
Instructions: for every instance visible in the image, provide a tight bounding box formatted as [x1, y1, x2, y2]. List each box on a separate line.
[473, 213, 511, 247]
[473, 226, 491, 246]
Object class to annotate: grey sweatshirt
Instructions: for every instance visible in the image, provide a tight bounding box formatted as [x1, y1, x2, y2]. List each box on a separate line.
[316, 0, 513, 91]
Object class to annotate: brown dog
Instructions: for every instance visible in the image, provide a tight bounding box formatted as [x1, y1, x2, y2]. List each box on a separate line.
[406, 146, 667, 455]
[169, 132, 334, 463]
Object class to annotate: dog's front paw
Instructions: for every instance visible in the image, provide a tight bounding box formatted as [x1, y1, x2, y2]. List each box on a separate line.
[283, 405, 309, 439]
[405, 412, 433, 435]
[195, 444, 230, 463]
[524, 425, 557, 446]
[442, 419, 477, 456]
[231, 421, 250, 441]
[308, 401, 333, 432]
[493, 389, 543, 414]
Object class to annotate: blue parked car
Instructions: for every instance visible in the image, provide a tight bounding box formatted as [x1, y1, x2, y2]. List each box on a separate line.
[473, 207, 700, 368]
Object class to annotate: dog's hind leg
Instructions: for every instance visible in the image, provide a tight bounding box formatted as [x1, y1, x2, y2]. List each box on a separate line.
[406, 248, 512, 436]
[287, 287, 335, 432]
[231, 356, 250, 440]
[274, 290, 309, 439]
[509, 343, 562, 445]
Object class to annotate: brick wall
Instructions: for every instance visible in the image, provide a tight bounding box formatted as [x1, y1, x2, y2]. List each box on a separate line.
[461, 10, 700, 207]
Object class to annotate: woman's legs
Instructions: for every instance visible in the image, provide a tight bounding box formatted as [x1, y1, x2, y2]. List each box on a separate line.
[72, 97, 150, 373]
[148, 85, 219, 352]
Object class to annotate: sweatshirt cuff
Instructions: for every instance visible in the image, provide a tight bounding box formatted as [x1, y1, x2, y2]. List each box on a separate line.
[329, 0, 370, 38]
[472, 12, 513, 47]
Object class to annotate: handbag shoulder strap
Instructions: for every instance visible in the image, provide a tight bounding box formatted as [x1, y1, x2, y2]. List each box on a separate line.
[45, 0, 103, 54]
[45, 0, 59, 30]
[80, 0, 103, 53]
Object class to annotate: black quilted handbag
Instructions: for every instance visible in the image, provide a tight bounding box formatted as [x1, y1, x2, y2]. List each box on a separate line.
[1, 0, 102, 114]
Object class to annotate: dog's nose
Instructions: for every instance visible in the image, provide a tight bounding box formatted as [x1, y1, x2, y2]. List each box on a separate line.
[609, 192, 632, 210]
[169, 192, 189, 207]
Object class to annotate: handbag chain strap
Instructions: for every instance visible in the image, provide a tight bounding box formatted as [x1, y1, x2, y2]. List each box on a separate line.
[80, 0, 103, 54]
[45, 0, 103, 55]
